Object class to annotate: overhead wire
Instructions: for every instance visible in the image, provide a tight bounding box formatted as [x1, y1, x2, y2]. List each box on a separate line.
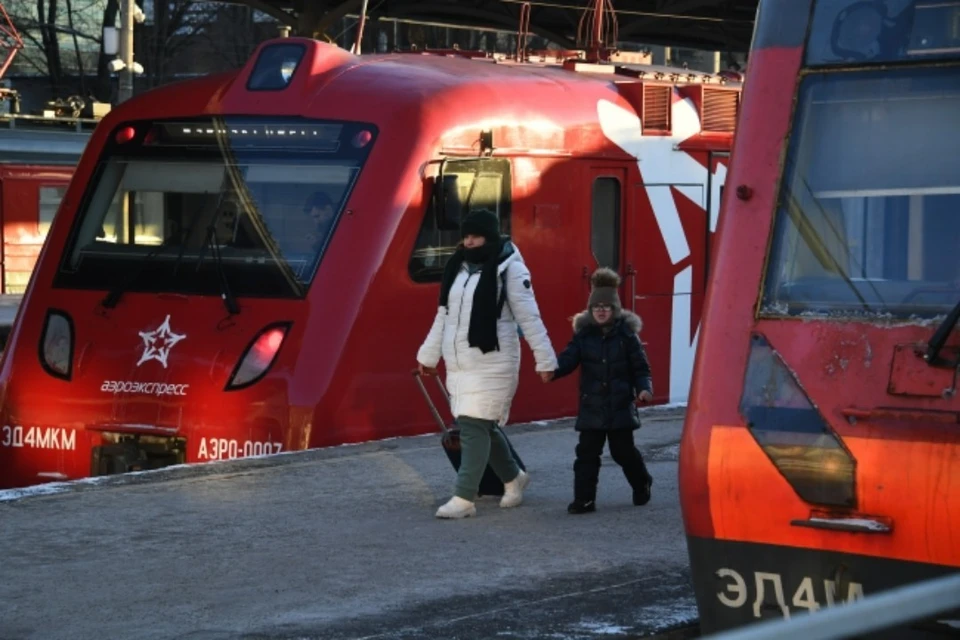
[497, 0, 754, 24]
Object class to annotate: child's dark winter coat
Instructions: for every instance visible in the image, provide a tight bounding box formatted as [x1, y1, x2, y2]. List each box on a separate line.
[554, 309, 653, 431]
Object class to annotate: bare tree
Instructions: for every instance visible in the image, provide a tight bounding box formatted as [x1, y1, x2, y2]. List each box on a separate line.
[139, 0, 217, 87]
[195, 3, 262, 71]
[92, 0, 118, 102]
[7, 0, 107, 98]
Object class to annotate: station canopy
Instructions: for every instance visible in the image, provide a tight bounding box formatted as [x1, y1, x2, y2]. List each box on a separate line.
[218, 0, 760, 52]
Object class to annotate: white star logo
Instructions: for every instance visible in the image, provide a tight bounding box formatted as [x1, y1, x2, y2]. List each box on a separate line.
[136, 314, 186, 369]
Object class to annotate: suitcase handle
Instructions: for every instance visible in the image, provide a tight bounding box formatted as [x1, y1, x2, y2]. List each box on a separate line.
[412, 369, 451, 435]
[434, 375, 450, 405]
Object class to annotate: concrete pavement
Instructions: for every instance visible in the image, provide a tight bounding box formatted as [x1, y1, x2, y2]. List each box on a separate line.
[0, 408, 697, 640]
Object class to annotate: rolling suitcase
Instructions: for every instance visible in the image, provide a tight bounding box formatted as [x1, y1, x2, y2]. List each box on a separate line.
[412, 369, 526, 497]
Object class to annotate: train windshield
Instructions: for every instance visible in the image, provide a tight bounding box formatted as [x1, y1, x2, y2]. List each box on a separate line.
[54, 117, 378, 299]
[761, 66, 960, 319]
[807, 0, 960, 66]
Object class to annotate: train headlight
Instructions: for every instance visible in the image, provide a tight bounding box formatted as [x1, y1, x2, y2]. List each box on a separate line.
[739, 333, 857, 508]
[246, 43, 306, 91]
[225, 323, 290, 390]
[39, 309, 74, 380]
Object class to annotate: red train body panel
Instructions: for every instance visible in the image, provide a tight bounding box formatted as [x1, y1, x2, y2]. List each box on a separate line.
[680, 0, 960, 636]
[0, 39, 739, 488]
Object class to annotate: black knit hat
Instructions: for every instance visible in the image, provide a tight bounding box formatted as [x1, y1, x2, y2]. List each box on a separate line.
[460, 209, 501, 245]
[587, 267, 622, 312]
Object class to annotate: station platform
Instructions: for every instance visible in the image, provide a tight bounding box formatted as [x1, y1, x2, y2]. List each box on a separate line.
[0, 407, 696, 640]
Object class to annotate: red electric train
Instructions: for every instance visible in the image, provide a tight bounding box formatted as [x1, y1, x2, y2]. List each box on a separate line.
[0, 121, 90, 295]
[0, 37, 740, 488]
[680, 0, 960, 636]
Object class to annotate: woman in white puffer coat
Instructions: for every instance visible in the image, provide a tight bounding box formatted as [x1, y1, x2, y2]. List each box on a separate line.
[417, 209, 558, 519]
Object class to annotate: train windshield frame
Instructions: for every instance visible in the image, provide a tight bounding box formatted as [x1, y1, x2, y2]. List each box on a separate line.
[53, 116, 378, 299]
[760, 64, 960, 319]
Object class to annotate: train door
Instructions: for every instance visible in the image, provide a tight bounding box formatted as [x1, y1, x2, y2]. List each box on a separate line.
[627, 180, 707, 404]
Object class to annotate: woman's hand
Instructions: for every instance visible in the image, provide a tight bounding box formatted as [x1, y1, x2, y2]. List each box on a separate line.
[418, 363, 438, 377]
[637, 390, 653, 404]
[539, 371, 555, 383]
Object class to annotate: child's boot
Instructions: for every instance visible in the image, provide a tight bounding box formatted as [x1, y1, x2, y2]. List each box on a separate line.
[632, 472, 653, 506]
[567, 499, 596, 514]
[571, 458, 600, 514]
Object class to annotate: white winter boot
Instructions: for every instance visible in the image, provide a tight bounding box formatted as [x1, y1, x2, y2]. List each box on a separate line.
[500, 470, 530, 508]
[435, 496, 477, 519]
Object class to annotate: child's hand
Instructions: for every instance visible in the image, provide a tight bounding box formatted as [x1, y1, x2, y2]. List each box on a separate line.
[539, 371, 554, 383]
[637, 390, 653, 404]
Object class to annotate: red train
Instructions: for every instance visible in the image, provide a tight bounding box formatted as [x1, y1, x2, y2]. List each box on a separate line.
[0, 38, 740, 488]
[680, 0, 960, 636]
[0, 120, 89, 295]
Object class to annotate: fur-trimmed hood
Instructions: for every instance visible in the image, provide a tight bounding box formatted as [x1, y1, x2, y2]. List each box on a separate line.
[572, 309, 643, 334]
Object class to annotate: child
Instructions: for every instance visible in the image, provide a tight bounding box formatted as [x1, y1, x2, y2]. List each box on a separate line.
[551, 267, 654, 514]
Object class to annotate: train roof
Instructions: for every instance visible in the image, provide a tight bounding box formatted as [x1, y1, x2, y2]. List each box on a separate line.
[113, 39, 740, 125]
[87, 39, 741, 162]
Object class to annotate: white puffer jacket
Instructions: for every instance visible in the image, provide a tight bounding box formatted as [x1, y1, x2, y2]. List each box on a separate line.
[417, 243, 558, 425]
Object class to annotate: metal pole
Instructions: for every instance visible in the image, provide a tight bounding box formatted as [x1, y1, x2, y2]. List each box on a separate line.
[117, 0, 135, 103]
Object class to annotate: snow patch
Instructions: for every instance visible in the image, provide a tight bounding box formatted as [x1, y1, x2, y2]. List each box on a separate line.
[633, 596, 699, 632]
[644, 402, 688, 412]
[575, 620, 631, 635]
[0, 482, 72, 502]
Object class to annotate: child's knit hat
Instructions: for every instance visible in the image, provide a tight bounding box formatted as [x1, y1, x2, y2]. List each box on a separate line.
[587, 267, 622, 312]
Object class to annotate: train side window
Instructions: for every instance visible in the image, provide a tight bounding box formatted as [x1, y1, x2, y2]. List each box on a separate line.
[38, 185, 67, 236]
[409, 157, 512, 283]
[591, 177, 620, 269]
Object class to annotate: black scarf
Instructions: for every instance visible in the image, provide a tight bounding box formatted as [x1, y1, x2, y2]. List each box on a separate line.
[439, 240, 503, 354]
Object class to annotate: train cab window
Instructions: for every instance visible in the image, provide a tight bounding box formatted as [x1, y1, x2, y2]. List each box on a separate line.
[761, 66, 960, 318]
[806, 0, 960, 67]
[591, 177, 621, 269]
[38, 185, 67, 236]
[54, 117, 378, 299]
[409, 157, 512, 283]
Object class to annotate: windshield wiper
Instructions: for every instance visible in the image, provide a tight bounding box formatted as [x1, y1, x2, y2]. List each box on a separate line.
[210, 117, 305, 299]
[101, 242, 170, 309]
[196, 221, 240, 316]
[925, 298, 960, 367]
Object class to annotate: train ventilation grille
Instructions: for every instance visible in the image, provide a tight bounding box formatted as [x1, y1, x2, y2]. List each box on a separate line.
[642, 84, 671, 133]
[702, 88, 739, 133]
